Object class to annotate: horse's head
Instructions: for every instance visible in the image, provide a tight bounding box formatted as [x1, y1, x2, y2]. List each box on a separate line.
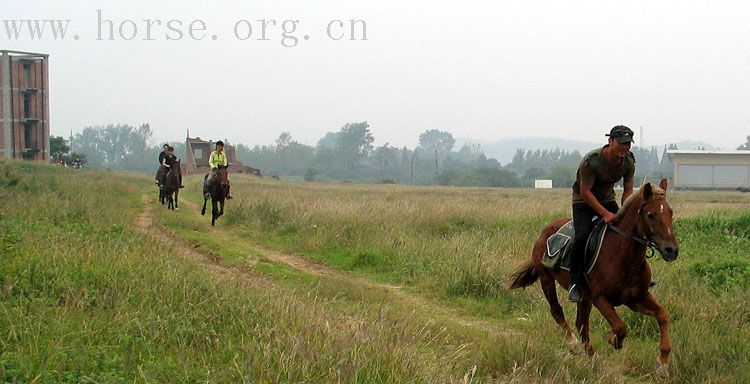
[172, 159, 181, 173]
[637, 179, 679, 261]
[215, 165, 229, 186]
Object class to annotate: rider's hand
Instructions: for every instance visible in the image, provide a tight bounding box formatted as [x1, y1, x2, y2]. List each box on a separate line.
[602, 211, 617, 224]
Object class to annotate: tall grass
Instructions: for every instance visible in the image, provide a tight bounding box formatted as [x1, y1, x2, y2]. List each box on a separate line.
[3, 161, 749, 383]
[0, 161, 479, 382]
[212, 175, 750, 382]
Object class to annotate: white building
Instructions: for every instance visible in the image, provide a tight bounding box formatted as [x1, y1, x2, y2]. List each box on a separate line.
[667, 150, 750, 189]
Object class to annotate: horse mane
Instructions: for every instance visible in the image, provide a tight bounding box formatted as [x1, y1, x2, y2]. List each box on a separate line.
[616, 184, 666, 220]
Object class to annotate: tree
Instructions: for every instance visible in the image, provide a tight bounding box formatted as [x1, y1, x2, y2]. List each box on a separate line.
[72, 123, 155, 171]
[418, 129, 455, 155]
[49, 136, 70, 163]
[276, 132, 292, 169]
[335, 121, 374, 171]
[738, 135, 750, 150]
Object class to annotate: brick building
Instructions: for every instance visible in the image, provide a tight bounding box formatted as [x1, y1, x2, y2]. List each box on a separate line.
[183, 131, 260, 176]
[1, 50, 50, 160]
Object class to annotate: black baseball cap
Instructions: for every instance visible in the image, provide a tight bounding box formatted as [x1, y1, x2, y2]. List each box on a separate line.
[606, 125, 634, 144]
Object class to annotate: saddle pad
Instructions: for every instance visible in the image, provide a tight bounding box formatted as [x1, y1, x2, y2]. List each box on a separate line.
[543, 219, 607, 274]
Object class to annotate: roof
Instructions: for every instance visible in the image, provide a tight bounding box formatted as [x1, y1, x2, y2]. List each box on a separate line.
[0, 50, 49, 58]
[667, 150, 750, 155]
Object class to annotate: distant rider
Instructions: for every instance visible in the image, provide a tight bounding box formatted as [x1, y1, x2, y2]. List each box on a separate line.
[155, 143, 169, 184]
[160, 146, 184, 188]
[204, 140, 233, 199]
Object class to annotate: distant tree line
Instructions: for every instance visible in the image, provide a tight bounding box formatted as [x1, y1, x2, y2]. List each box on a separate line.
[50, 123, 184, 171]
[52, 121, 729, 188]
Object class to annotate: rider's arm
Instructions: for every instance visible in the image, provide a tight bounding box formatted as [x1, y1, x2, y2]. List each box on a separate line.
[209, 152, 217, 169]
[579, 166, 617, 223]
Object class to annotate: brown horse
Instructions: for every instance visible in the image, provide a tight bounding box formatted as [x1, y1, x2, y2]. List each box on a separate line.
[201, 165, 228, 226]
[509, 179, 679, 375]
[164, 160, 181, 210]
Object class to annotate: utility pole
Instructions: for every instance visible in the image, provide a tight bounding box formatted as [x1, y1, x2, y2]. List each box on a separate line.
[434, 149, 438, 179]
[640, 126, 644, 149]
[410, 152, 414, 184]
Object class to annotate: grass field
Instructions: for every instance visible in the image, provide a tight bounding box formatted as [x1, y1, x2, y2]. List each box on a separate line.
[1, 160, 748, 383]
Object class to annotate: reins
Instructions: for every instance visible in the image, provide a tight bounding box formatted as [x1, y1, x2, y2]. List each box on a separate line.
[606, 224, 658, 258]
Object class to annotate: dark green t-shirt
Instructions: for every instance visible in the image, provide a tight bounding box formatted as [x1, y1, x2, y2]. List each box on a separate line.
[571, 146, 635, 205]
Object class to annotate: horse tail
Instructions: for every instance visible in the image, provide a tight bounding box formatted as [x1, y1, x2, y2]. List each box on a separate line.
[507, 260, 539, 290]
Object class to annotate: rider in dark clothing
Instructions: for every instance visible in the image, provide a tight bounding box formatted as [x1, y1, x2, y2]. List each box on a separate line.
[568, 125, 635, 302]
[160, 146, 184, 188]
[155, 144, 169, 184]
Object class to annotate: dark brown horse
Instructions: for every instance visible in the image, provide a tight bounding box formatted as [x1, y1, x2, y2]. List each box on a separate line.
[201, 165, 228, 226]
[509, 179, 679, 376]
[156, 165, 168, 204]
[164, 160, 180, 210]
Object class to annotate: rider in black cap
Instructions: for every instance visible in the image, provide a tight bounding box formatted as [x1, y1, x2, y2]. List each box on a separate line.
[568, 125, 636, 302]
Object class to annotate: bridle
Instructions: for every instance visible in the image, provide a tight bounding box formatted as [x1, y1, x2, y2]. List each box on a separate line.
[607, 195, 667, 259]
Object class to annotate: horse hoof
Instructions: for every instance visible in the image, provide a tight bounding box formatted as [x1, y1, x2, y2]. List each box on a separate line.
[175, 208, 179, 211]
[606, 332, 621, 349]
[656, 361, 669, 378]
[568, 343, 583, 356]
[585, 344, 595, 357]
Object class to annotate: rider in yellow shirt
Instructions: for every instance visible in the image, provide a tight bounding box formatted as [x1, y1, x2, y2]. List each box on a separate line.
[204, 141, 233, 199]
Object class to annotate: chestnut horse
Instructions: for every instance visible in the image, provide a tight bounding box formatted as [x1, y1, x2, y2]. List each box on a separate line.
[201, 165, 228, 226]
[164, 160, 181, 210]
[509, 179, 679, 375]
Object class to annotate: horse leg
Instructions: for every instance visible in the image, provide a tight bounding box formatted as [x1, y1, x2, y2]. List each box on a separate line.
[211, 199, 218, 226]
[576, 298, 594, 356]
[219, 199, 224, 217]
[627, 293, 671, 376]
[174, 189, 179, 210]
[593, 295, 628, 350]
[201, 197, 207, 215]
[539, 270, 579, 352]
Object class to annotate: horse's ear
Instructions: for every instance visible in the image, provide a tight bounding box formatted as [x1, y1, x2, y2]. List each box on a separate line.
[642, 182, 653, 199]
[659, 178, 668, 192]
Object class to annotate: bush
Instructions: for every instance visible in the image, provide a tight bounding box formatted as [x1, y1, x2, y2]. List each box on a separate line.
[690, 256, 750, 290]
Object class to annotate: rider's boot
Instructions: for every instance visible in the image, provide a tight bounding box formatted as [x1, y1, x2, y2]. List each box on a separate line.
[568, 268, 583, 302]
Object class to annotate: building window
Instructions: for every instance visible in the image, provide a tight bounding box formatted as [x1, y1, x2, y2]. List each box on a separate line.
[23, 63, 31, 88]
[24, 123, 33, 149]
[23, 94, 31, 118]
[194, 148, 202, 159]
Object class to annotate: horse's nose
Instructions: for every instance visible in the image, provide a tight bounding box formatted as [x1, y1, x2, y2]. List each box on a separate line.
[663, 246, 679, 260]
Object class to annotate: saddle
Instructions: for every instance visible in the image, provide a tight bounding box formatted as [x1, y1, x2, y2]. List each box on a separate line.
[542, 218, 607, 274]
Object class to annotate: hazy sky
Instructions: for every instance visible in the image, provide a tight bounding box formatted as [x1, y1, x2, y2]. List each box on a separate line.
[5, 1, 750, 149]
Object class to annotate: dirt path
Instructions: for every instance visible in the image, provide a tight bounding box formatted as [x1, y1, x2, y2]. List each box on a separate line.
[140, 194, 519, 337]
[135, 194, 269, 288]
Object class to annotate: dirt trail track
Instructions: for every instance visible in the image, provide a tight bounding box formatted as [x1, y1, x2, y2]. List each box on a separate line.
[136, 194, 519, 336]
